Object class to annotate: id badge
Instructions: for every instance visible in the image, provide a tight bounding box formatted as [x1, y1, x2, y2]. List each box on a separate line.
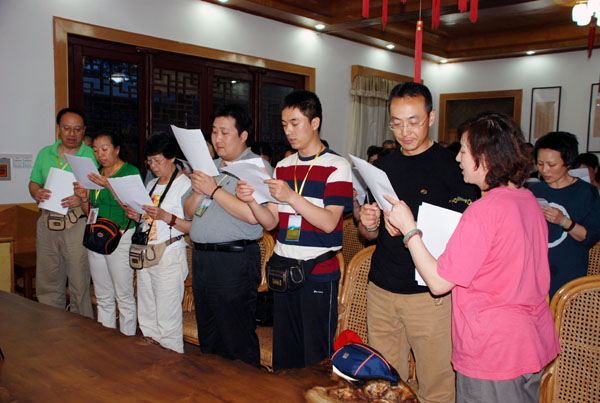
[286, 214, 302, 242]
[87, 207, 99, 224]
[194, 196, 213, 217]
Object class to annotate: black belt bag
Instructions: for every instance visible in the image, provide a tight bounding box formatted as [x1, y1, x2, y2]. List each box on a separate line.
[266, 250, 337, 293]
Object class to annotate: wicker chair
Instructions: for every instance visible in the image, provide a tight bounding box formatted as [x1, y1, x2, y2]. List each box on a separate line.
[181, 235, 198, 345]
[336, 245, 375, 342]
[257, 230, 275, 293]
[341, 215, 365, 285]
[588, 241, 600, 275]
[540, 274, 600, 403]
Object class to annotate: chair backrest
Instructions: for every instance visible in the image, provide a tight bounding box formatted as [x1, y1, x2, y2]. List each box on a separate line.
[182, 235, 194, 312]
[341, 216, 365, 272]
[588, 241, 600, 275]
[336, 245, 375, 343]
[257, 230, 275, 293]
[541, 274, 600, 403]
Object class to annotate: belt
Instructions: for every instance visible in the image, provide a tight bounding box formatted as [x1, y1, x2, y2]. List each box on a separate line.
[193, 239, 257, 253]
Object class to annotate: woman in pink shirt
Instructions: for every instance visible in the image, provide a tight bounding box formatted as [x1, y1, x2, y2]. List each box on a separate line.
[384, 112, 560, 403]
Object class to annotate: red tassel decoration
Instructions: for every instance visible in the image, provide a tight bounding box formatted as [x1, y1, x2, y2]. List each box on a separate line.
[458, 0, 468, 12]
[589, 24, 596, 59]
[470, 0, 478, 23]
[362, 0, 369, 18]
[432, 0, 440, 29]
[401, 0, 406, 3]
[382, 0, 388, 28]
[414, 20, 423, 83]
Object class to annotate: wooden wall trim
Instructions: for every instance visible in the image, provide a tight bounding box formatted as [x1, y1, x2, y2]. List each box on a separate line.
[53, 16, 316, 117]
[351, 65, 412, 83]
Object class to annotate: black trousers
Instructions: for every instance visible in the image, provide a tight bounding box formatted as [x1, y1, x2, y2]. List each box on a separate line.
[272, 277, 338, 370]
[192, 243, 261, 367]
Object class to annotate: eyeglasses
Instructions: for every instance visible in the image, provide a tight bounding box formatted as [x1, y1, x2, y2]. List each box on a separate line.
[388, 117, 429, 132]
[146, 157, 166, 166]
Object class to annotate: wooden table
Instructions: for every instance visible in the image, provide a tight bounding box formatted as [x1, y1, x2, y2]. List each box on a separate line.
[0, 291, 337, 402]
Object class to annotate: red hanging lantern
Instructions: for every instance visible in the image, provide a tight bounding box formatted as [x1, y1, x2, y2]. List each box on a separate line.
[414, 20, 423, 83]
[458, 0, 468, 13]
[470, 0, 479, 23]
[382, 0, 389, 28]
[362, 0, 369, 18]
[432, 0, 441, 29]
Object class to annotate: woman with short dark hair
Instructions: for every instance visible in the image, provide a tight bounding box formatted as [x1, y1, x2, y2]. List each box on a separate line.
[384, 113, 559, 403]
[125, 131, 191, 353]
[530, 131, 600, 296]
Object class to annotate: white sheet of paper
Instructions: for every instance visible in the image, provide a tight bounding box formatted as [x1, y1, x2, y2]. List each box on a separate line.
[349, 155, 398, 211]
[38, 167, 76, 215]
[569, 168, 591, 183]
[108, 175, 153, 215]
[171, 125, 219, 177]
[415, 202, 463, 286]
[64, 154, 103, 190]
[221, 158, 276, 204]
[351, 168, 367, 206]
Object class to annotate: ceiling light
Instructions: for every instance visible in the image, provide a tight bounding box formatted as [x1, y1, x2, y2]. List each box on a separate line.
[573, 1, 593, 26]
[526, 50, 536, 55]
[217, 0, 229, 3]
[440, 59, 448, 64]
[315, 24, 325, 31]
[386, 44, 395, 50]
[231, 80, 237, 84]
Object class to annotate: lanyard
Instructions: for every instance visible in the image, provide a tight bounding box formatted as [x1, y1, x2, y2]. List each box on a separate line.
[56, 156, 69, 170]
[294, 145, 323, 197]
[94, 161, 124, 202]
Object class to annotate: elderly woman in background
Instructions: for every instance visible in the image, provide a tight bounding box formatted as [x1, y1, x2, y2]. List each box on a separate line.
[125, 132, 191, 353]
[529, 131, 600, 296]
[74, 131, 140, 335]
[383, 113, 559, 403]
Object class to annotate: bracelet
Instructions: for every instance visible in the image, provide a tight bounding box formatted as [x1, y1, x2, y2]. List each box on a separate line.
[210, 185, 222, 199]
[168, 214, 177, 227]
[560, 216, 568, 228]
[403, 228, 423, 246]
[563, 219, 576, 232]
[365, 219, 380, 232]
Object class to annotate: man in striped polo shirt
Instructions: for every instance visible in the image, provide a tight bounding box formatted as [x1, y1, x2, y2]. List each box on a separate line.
[237, 90, 353, 369]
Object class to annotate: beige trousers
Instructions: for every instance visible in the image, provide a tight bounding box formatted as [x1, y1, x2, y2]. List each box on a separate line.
[367, 282, 455, 403]
[35, 213, 93, 318]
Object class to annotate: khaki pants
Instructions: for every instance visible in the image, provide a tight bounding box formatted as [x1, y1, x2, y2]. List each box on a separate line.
[367, 282, 455, 403]
[36, 214, 93, 318]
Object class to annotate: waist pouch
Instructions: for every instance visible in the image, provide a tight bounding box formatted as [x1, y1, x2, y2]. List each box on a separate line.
[129, 235, 183, 270]
[82, 217, 122, 255]
[266, 250, 337, 292]
[46, 209, 79, 231]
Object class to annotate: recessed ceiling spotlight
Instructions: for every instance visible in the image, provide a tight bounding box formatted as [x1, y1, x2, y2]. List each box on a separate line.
[217, 0, 229, 3]
[526, 50, 536, 55]
[440, 59, 448, 64]
[386, 44, 395, 50]
[315, 24, 326, 31]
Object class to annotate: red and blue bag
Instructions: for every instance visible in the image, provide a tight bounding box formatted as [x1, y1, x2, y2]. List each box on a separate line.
[331, 342, 401, 385]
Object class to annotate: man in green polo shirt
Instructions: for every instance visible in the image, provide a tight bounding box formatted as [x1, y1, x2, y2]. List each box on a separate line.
[29, 107, 96, 318]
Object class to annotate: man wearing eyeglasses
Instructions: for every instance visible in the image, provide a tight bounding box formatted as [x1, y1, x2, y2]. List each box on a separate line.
[28, 107, 96, 318]
[359, 82, 478, 403]
[181, 104, 272, 367]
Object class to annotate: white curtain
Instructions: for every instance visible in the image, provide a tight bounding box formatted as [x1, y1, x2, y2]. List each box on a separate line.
[347, 75, 404, 158]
